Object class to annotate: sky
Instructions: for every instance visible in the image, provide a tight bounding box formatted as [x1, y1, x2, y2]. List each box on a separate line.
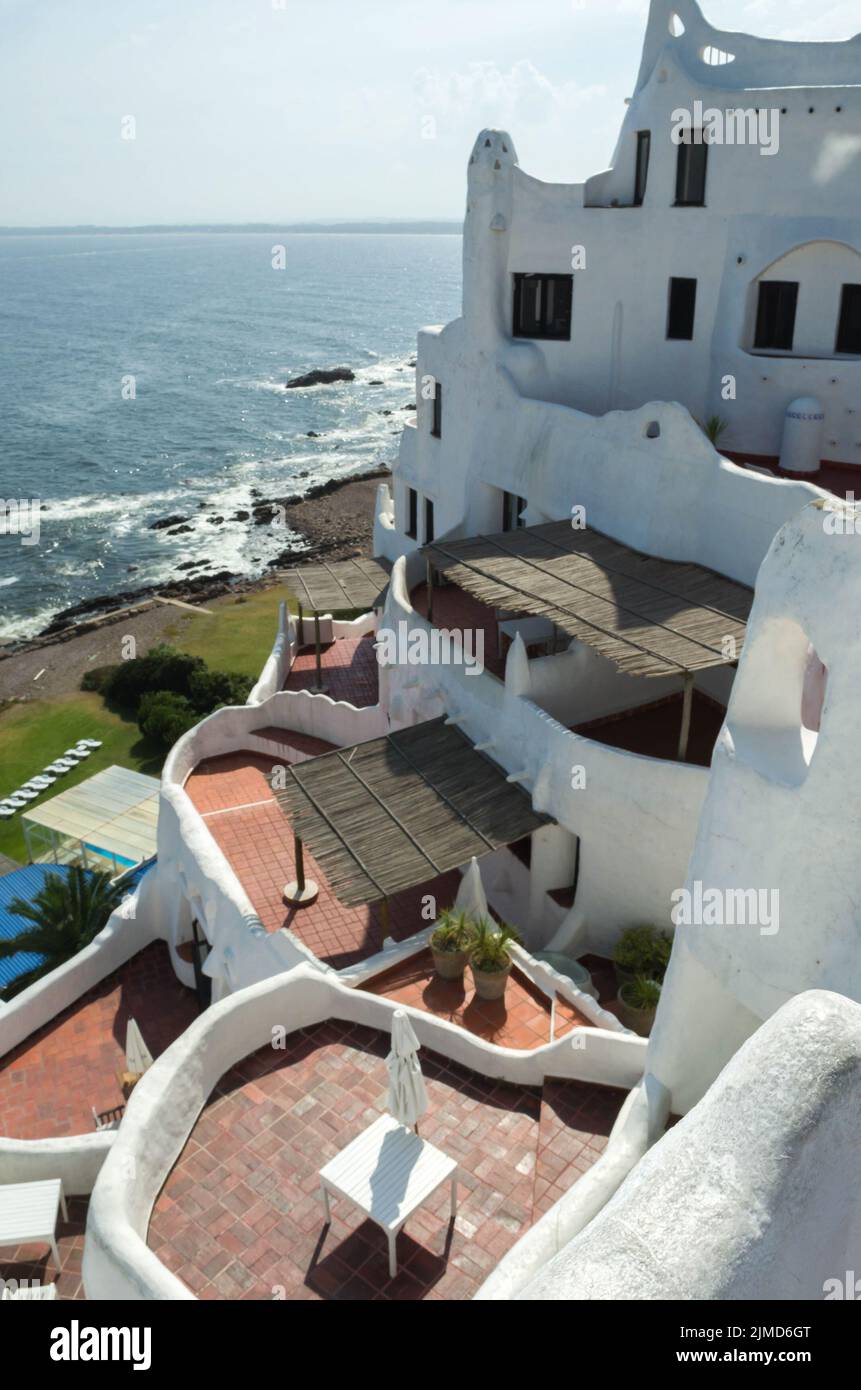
[0, 0, 858, 226]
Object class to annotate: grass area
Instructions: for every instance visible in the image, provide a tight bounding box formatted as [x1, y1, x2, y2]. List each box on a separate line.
[0, 585, 289, 865]
[163, 587, 287, 680]
[0, 694, 162, 865]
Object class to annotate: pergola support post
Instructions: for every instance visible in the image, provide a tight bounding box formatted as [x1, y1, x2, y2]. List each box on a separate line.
[426, 558, 434, 624]
[677, 672, 695, 763]
[312, 613, 327, 694]
[283, 833, 319, 907]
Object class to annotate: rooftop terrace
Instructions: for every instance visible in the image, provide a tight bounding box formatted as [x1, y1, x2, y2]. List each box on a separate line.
[283, 633, 379, 706]
[185, 752, 460, 968]
[148, 1018, 623, 1300]
[0, 941, 198, 1140]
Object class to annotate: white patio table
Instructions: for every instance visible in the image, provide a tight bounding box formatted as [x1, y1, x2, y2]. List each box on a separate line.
[319, 1114, 458, 1278]
[0, 1179, 67, 1274]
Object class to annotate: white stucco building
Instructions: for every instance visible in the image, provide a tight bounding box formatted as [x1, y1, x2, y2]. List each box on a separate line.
[3, 1, 861, 1305]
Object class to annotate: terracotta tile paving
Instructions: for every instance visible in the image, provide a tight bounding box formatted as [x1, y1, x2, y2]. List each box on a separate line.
[532, 1078, 619, 1221]
[284, 635, 379, 706]
[411, 581, 507, 679]
[573, 690, 727, 769]
[148, 1019, 623, 1300]
[185, 751, 461, 968]
[0, 1196, 88, 1300]
[363, 949, 591, 1050]
[0, 942, 199, 1140]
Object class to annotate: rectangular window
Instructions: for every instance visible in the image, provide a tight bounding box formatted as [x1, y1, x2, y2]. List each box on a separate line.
[513, 273, 573, 340]
[633, 131, 651, 206]
[836, 284, 861, 354]
[502, 491, 526, 531]
[675, 137, 708, 206]
[424, 497, 435, 544]
[431, 381, 442, 437]
[405, 487, 417, 540]
[667, 277, 697, 340]
[754, 281, 799, 351]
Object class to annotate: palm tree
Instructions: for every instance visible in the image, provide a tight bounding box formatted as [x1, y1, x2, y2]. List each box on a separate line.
[0, 866, 125, 1000]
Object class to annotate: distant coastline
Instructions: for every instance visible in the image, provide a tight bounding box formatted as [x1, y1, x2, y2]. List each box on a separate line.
[0, 220, 462, 237]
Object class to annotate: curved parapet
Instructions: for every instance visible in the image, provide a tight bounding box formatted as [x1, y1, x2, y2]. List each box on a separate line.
[514, 990, 861, 1300]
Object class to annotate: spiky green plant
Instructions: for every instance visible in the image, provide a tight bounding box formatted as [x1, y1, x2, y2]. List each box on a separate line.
[613, 925, 672, 982]
[468, 918, 522, 974]
[430, 908, 477, 955]
[0, 866, 125, 1000]
[703, 414, 728, 446]
[620, 974, 662, 1011]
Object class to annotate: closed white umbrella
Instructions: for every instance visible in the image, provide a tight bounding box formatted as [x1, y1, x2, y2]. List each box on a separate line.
[385, 1009, 428, 1131]
[125, 1018, 154, 1077]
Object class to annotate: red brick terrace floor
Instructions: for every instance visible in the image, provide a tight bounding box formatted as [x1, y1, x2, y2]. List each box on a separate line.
[363, 949, 590, 1050]
[284, 635, 379, 706]
[0, 942, 198, 1140]
[0, 1196, 88, 1300]
[148, 1019, 623, 1300]
[185, 752, 461, 969]
[573, 690, 726, 769]
[411, 581, 507, 679]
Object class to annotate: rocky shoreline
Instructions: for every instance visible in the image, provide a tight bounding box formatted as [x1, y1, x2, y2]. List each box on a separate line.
[0, 466, 390, 661]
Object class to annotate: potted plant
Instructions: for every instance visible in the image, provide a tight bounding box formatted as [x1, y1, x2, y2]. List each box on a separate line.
[430, 909, 477, 980]
[468, 919, 522, 1002]
[617, 974, 661, 1037]
[612, 925, 671, 989]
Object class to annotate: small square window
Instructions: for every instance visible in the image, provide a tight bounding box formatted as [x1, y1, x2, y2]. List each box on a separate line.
[836, 284, 861, 355]
[513, 273, 573, 340]
[431, 382, 442, 437]
[675, 137, 708, 206]
[405, 487, 417, 540]
[754, 281, 798, 351]
[667, 278, 697, 340]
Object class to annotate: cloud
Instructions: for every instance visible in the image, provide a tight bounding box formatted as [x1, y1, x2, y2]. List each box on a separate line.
[413, 59, 605, 131]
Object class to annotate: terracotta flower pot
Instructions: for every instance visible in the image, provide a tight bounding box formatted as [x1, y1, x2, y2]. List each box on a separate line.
[616, 988, 657, 1037]
[470, 960, 512, 1002]
[431, 945, 469, 980]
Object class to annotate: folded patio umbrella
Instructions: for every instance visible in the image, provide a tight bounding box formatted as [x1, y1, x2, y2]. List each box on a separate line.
[125, 1018, 154, 1077]
[385, 1009, 428, 1131]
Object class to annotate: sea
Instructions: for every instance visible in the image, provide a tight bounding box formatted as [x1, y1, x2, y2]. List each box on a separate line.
[0, 231, 463, 640]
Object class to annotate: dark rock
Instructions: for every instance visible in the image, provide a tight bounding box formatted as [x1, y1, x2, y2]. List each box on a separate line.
[207, 516, 224, 526]
[285, 366, 355, 389]
[167, 524, 194, 535]
[380, 409, 392, 416]
[402, 403, 416, 411]
[232, 510, 251, 521]
[368, 380, 384, 386]
[306, 431, 321, 438]
[149, 514, 190, 531]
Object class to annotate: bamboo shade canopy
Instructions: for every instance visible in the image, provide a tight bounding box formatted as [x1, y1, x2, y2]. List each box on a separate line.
[422, 521, 752, 678]
[282, 557, 391, 614]
[275, 718, 548, 907]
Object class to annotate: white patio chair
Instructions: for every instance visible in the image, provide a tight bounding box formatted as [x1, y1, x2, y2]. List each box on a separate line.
[0, 808, 14, 819]
[12, 788, 38, 801]
[80, 739, 102, 749]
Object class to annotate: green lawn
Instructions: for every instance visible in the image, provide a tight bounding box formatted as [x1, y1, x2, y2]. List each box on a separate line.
[0, 694, 163, 865]
[0, 590, 288, 865]
[167, 587, 287, 680]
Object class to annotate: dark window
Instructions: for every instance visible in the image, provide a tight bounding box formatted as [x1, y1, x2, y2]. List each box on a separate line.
[406, 487, 417, 540]
[513, 273, 573, 340]
[836, 284, 861, 354]
[675, 136, 708, 206]
[667, 277, 697, 340]
[431, 381, 442, 437]
[502, 491, 526, 531]
[634, 131, 651, 206]
[424, 497, 434, 544]
[754, 281, 798, 351]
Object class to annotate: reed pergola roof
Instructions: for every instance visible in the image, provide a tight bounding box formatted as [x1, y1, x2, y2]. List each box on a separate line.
[423, 521, 752, 678]
[275, 717, 548, 907]
[282, 557, 391, 614]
